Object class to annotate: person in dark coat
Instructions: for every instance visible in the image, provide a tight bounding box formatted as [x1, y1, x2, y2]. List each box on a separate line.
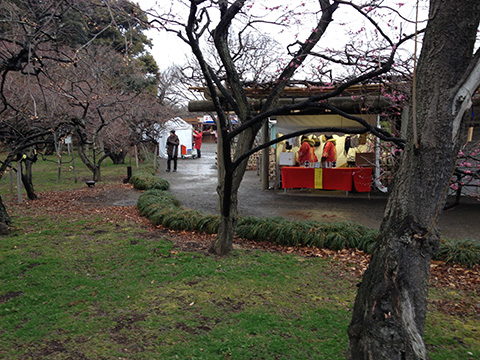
[166, 130, 179, 172]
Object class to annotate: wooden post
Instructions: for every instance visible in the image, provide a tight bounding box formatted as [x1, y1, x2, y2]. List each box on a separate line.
[9, 162, 13, 193]
[71, 144, 78, 183]
[53, 133, 62, 183]
[467, 127, 474, 142]
[57, 142, 63, 183]
[134, 145, 139, 168]
[153, 145, 158, 169]
[261, 121, 269, 191]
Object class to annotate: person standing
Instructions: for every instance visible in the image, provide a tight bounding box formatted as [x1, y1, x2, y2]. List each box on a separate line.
[166, 130, 179, 172]
[321, 134, 337, 168]
[296, 135, 318, 166]
[193, 130, 203, 158]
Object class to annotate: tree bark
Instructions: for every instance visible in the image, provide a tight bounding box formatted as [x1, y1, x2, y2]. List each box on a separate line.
[347, 1, 480, 359]
[21, 158, 37, 200]
[0, 196, 11, 235]
[210, 128, 254, 255]
[77, 142, 108, 182]
[109, 151, 126, 164]
[210, 191, 238, 255]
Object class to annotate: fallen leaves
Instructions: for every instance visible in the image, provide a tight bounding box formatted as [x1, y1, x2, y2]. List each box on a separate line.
[4, 183, 479, 317]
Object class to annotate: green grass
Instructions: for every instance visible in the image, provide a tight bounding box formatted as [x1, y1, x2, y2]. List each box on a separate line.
[0, 213, 356, 359]
[0, 151, 150, 195]
[0, 209, 478, 359]
[0, 151, 478, 359]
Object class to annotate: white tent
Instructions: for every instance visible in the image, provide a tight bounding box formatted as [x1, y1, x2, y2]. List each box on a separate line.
[156, 117, 193, 159]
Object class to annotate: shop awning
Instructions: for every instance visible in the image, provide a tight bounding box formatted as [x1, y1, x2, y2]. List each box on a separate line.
[275, 114, 377, 133]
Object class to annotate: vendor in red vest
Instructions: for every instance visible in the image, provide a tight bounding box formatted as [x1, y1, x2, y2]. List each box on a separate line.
[321, 134, 337, 168]
[193, 130, 203, 158]
[297, 135, 318, 166]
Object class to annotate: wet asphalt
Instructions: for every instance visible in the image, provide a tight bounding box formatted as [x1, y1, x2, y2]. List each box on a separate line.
[157, 142, 479, 241]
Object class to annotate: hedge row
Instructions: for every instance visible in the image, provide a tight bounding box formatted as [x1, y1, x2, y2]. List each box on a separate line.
[129, 167, 169, 191]
[132, 171, 479, 267]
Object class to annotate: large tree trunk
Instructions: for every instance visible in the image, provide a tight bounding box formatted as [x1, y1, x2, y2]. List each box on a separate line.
[347, 1, 480, 359]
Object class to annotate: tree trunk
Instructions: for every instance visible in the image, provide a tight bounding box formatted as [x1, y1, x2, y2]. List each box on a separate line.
[21, 159, 37, 200]
[210, 189, 239, 255]
[210, 127, 256, 255]
[109, 151, 126, 164]
[77, 142, 102, 181]
[0, 196, 11, 235]
[93, 166, 101, 182]
[347, 1, 480, 359]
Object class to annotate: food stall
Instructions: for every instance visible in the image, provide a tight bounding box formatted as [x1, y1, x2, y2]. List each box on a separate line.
[275, 114, 378, 192]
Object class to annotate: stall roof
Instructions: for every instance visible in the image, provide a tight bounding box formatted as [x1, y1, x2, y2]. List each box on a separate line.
[275, 114, 377, 133]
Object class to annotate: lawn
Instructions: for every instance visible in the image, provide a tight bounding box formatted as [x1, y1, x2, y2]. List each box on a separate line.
[0, 152, 478, 359]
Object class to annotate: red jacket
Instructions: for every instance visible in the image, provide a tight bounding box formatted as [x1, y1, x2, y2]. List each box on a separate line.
[322, 140, 337, 162]
[297, 140, 317, 164]
[193, 131, 203, 149]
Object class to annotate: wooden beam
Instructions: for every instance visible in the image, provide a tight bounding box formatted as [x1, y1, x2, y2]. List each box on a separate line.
[188, 95, 392, 114]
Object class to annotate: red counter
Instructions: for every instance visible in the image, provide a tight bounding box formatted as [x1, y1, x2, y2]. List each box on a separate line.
[280, 167, 315, 189]
[281, 167, 373, 192]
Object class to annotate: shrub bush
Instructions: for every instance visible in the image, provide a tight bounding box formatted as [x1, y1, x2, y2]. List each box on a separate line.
[134, 171, 479, 267]
[130, 167, 169, 191]
[433, 238, 480, 268]
[236, 217, 377, 253]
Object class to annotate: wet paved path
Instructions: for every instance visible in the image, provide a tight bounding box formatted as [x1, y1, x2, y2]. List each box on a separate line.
[158, 143, 480, 241]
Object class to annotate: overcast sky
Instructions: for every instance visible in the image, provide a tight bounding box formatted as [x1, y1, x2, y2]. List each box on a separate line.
[137, 0, 429, 71]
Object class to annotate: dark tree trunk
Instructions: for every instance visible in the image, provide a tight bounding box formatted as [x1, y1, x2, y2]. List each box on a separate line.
[77, 143, 105, 182]
[210, 137, 242, 255]
[210, 193, 238, 255]
[347, 1, 480, 359]
[0, 196, 11, 235]
[109, 151, 126, 164]
[44, 141, 55, 156]
[210, 127, 257, 255]
[93, 165, 101, 182]
[21, 158, 37, 200]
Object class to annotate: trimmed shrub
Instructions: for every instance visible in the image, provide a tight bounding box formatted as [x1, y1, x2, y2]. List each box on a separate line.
[236, 217, 378, 253]
[195, 214, 221, 234]
[130, 168, 169, 191]
[162, 208, 205, 231]
[434, 238, 480, 268]
[136, 183, 478, 267]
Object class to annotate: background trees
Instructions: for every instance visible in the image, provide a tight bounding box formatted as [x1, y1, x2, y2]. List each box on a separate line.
[0, 0, 171, 230]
